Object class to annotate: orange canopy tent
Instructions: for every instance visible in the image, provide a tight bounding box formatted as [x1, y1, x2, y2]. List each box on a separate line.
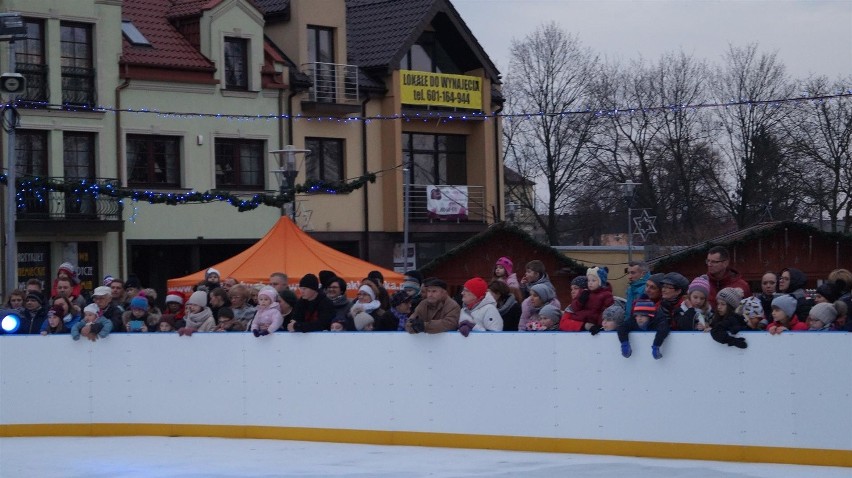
[166, 217, 404, 296]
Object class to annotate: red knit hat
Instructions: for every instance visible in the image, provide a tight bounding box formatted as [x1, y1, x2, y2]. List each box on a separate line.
[463, 277, 488, 300]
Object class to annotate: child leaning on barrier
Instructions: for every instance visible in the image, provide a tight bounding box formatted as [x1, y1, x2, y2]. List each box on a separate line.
[617, 298, 668, 360]
[71, 303, 113, 341]
[806, 301, 846, 331]
[707, 287, 747, 349]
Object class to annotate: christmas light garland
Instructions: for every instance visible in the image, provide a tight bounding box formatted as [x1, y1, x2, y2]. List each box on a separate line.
[5, 91, 850, 123]
[0, 170, 385, 212]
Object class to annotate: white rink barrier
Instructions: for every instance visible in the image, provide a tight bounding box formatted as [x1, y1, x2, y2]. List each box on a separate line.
[1, 331, 850, 467]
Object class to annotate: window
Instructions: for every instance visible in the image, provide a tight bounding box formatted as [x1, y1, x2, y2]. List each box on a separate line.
[15, 130, 48, 177]
[122, 20, 151, 46]
[63, 132, 97, 216]
[307, 26, 335, 102]
[127, 135, 181, 187]
[398, 32, 460, 74]
[15, 130, 49, 215]
[215, 139, 264, 189]
[402, 133, 466, 185]
[60, 22, 96, 106]
[305, 138, 344, 182]
[224, 37, 248, 90]
[15, 18, 48, 103]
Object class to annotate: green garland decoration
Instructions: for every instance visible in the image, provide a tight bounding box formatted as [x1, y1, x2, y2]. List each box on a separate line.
[0, 173, 377, 213]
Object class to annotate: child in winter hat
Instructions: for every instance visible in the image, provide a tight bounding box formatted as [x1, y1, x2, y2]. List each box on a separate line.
[179, 290, 215, 336]
[586, 266, 608, 287]
[526, 304, 561, 331]
[682, 275, 712, 330]
[493, 257, 520, 289]
[807, 302, 845, 331]
[740, 296, 766, 330]
[251, 286, 283, 337]
[618, 298, 667, 360]
[768, 294, 807, 334]
[709, 288, 748, 349]
[601, 303, 625, 331]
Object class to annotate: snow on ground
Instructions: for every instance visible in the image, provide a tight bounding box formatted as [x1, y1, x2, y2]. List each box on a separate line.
[0, 437, 848, 478]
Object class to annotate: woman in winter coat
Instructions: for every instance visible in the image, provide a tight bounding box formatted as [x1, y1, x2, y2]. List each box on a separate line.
[457, 277, 503, 336]
[519, 283, 559, 331]
[778, 267, 814, 320]
[488, 280, 520, 332]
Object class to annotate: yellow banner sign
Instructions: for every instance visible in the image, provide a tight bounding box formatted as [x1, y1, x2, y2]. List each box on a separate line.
[400, 70, 482, 110]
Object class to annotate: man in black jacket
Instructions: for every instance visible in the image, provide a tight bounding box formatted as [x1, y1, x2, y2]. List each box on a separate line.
[286, 274, 335, 332]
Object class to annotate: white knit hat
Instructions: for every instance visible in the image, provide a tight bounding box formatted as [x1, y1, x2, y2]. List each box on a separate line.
[187, 291, 208, 308]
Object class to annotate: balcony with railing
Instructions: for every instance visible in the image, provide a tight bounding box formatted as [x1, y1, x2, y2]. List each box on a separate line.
[15, 62, 49, 106]
[61, 66, 97, 107]
[15, 177, 124, 234]
[300, 62, 360, 114]
[407, 184, 488, 233]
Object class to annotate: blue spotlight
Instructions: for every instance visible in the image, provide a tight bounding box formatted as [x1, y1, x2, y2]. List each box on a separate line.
[1, 309, 22, 334]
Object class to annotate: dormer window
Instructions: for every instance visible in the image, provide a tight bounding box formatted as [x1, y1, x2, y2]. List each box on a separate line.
[224, 37, 248, 90]
[121, 20, 150, 46]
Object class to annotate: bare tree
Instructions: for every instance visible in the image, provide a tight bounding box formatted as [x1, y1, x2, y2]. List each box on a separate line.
[503, 23, 601, 245]
[784, 75, 852, 232]
[709, 43, 797, 227]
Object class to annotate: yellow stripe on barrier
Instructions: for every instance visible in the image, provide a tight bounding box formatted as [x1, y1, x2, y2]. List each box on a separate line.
[2, 423, 850, 468]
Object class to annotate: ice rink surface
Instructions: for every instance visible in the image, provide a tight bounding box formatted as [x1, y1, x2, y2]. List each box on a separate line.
[0, 437, 849, 478]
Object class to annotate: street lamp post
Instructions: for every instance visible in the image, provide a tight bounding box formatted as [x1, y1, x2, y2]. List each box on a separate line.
[270, 146, 309, 223]
[1, 13, 27, 293]
[618, 180, 640, 263]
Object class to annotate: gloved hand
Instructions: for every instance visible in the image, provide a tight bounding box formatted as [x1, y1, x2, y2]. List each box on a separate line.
[578, 290, 590, 306]
[252, 329, 261, 337]
[620, 342, 632, 358]
[178, 327, 194, 336]
[588, 324, 603, 335]
[458, 321, 474, 337]
[651, 345, 662, 360]
[408, 317, 425, 333]
[259, 330, 270, 336]
[729, 337, 747, 349]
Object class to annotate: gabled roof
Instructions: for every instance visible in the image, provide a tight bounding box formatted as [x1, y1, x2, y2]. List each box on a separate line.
[504, 166, 534, 187]
[649, 221, 852, 269]
[253, 0, 290, 20]
[121, 0, 216, 75]
[346, 0, 500, 83]
[420, 222, 585, 275]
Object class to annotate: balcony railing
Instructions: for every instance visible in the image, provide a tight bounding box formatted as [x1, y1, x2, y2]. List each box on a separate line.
[61, 66, 97, 106]
[302, 62, 359, 104]
[15, 62, 49, 104]
[16, 177, 122, 221]
[409, 184, 486, 223]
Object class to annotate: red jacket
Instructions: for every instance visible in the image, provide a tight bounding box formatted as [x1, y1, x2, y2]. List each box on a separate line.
[567, 286, 614, 328]
[767, 316, 808, 332]
[707, 268, 751, 305]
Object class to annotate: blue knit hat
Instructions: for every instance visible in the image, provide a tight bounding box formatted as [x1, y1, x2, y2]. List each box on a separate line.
[130, 295, 148, 310]
[571, 276, 588, 288]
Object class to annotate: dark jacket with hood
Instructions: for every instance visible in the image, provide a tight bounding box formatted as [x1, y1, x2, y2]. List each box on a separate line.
[781, 267, 814, 320]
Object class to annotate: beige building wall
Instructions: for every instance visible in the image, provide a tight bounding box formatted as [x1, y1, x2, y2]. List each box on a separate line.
[557, 247, 647, 298]
[2, 0, 124, 287]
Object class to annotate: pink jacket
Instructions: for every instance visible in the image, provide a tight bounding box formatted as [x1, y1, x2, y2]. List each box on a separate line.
[251, 305, 283, 333]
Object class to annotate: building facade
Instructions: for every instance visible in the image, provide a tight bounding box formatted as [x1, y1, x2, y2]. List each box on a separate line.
[2, 0, 503, 296]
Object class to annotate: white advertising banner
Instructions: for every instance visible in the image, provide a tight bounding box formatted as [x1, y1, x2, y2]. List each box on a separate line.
[426, 185, 468, 220]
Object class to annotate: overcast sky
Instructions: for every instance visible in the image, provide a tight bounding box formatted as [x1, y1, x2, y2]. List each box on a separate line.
[453, 0, 852, 83]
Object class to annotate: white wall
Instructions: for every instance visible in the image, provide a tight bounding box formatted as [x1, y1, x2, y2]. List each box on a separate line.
[1, 332, 850, 456]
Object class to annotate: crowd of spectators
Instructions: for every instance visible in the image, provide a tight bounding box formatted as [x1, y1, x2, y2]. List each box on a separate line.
[3, 247, 850, 357]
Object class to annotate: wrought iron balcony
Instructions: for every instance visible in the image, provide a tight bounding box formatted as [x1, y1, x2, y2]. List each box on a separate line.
[16, 176, 122, 222]
[61, 66, 97, 107]
[409, 184, 486, 223]
[302, 62, 359, 105]
[15, 62, 49, 105]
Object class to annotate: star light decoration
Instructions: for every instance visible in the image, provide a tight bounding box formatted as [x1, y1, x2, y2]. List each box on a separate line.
[633, 209, 657, 241]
